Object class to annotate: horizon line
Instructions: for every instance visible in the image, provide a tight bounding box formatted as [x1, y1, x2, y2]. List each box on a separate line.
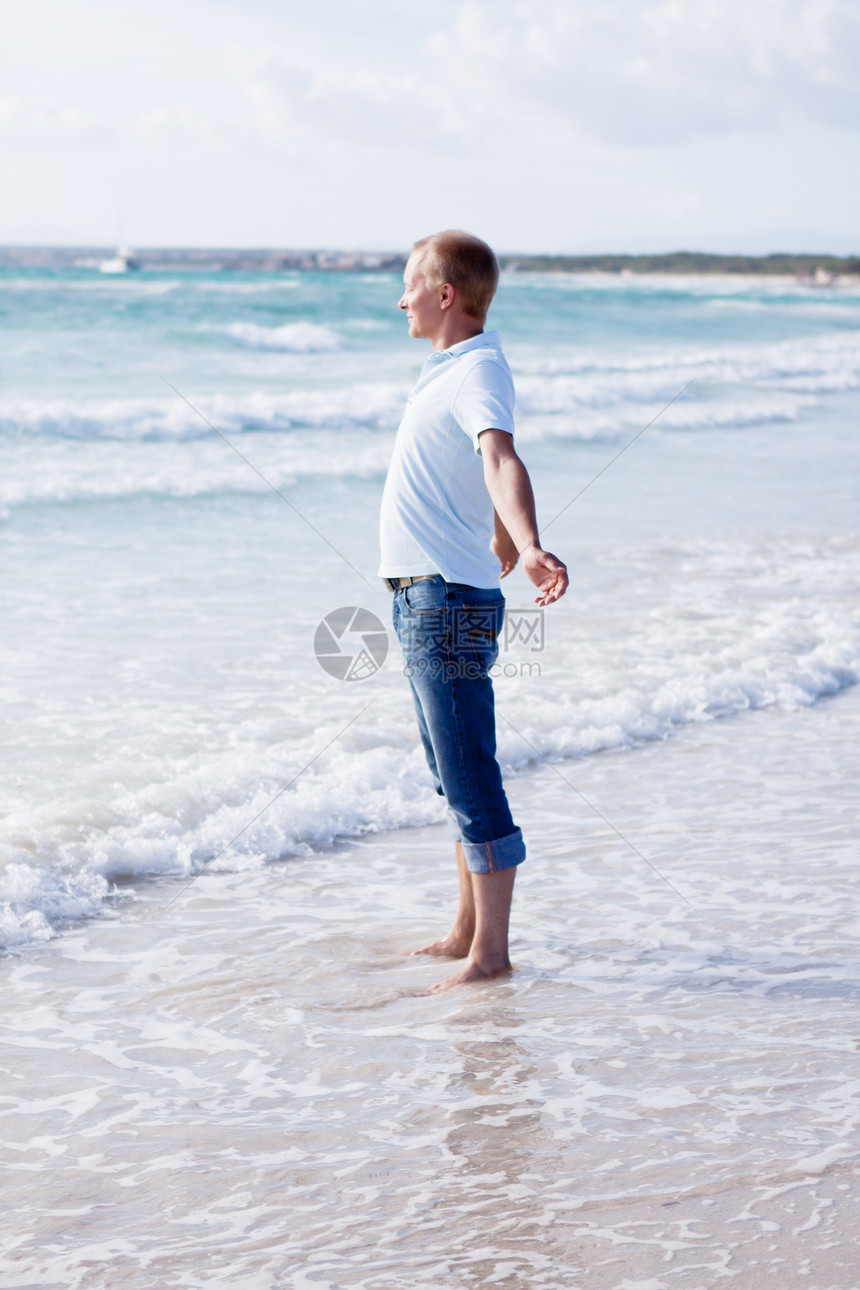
[1, 241, 858, 257]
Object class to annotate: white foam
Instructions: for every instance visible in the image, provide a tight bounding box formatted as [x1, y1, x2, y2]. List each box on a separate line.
[217, 321, 342, 352]
[0, 426, 393, 507]
[0, 328, 856, 508]
[0, 277, 182, 294]
[195, 278, 301, 292]
[2, 539, 857, 950]
[516, 388, 809, 442]
[794, 1143, 853, 1175]
[1, 382, 407, 441]
[0, 730, 445, 948]
[496, 540, 860, 767]
[513, 330, 860, 393]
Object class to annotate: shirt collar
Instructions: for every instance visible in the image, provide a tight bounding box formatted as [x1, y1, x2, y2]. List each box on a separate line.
[424, 330, 501, 368]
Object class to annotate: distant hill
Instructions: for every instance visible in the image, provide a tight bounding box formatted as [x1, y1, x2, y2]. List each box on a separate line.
[498, 251, 860, 277]
[1, 245, 858, 277]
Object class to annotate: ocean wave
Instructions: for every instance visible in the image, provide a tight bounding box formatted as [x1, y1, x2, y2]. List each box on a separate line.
[583, 332, 860, 375]
[516, 367, 809, 417]
[1, 339, 851, 450]
[509, 332, 860, 435]
[195, 279, 301, 292]
[216, 321, 342, 352]
[502, 271, 860, 297]
[2, 539, 858, 950]
[0, 387, 829, 510]
[0, 384, 407, 443]
[0, 432, 393, 506]
[0, 731, 446, 950]
[0, 398, 807, 512]
[1, 329, 857, 450]
[0, 277, 183, 295]
[499, 604, 860, 767]
[708, 298, 860, 319]
[516, 391, 810, 443]
[513, 330, 860, 387]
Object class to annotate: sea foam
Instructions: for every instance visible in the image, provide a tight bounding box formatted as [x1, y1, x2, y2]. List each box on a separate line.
[217, 321, 342, 352]
[2, 539, 857, 950]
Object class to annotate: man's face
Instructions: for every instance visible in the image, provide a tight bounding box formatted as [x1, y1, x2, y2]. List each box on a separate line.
[399, 252, 444, 340]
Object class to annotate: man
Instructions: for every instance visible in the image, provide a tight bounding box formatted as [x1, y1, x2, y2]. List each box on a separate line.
[379, 230, 568, 992]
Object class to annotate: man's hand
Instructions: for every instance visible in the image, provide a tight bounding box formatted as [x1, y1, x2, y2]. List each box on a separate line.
[521, 545, 569, 605]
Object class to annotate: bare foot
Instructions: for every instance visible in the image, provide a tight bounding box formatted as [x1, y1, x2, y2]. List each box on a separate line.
[427, 955, 512, 993]
[409, 932, 473, 959]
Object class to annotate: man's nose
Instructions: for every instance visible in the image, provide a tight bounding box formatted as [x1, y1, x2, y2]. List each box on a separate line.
[398, 295, 407, 309]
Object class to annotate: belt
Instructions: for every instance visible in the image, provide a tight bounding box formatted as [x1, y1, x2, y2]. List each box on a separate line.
[383, 574, 438, 592]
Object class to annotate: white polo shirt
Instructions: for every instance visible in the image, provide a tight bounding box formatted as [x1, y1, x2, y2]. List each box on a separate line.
[378, 330, 515, 589]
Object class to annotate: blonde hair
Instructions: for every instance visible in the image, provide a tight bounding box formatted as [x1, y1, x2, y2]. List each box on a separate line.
[413, 230, 499, 322]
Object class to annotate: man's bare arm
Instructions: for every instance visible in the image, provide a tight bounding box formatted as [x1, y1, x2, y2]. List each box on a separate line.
[480, 428, 569, 605]
[492, 508, 519, 578]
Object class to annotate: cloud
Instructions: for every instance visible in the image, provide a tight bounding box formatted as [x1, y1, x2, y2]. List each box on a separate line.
[222, 1, 860, 159]
[225, 47, 464, 153]
[126, 103, 219, 150]
[0, 96, 102, 145]
[431, 0, 860, 146]
[1, 0, 858, 247]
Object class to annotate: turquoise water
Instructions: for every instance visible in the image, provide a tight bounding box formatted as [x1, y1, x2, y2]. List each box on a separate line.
[1, 266, 859, 947]
[2, 263, 860, 1290]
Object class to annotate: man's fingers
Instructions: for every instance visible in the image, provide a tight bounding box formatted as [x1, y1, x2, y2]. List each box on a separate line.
[533, 565, 569, 604]
[522, 549, 568, 603]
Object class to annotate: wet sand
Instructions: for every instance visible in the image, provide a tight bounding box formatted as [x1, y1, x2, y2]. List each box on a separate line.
[1, 687, 859, 1289]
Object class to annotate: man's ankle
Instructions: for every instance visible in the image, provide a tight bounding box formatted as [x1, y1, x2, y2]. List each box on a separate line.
[469, 942, 510, 972]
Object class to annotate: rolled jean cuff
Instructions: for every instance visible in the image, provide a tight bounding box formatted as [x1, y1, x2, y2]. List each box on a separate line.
[460, 827, 526, 875]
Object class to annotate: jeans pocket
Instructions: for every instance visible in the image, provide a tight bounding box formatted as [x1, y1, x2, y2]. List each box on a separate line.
[403, 582, 445, 614]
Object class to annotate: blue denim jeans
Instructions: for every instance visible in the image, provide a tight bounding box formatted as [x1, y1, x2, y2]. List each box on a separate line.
[392, 575, 526, 874]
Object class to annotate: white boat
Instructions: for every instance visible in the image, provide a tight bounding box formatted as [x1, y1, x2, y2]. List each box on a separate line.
[99, 247, 140, 274]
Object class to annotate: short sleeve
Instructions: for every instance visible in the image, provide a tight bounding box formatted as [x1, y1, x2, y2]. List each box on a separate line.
[452, 357, 516, 454]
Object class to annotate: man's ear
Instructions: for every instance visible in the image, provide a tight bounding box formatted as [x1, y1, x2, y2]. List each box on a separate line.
[439, 281, 455, 310]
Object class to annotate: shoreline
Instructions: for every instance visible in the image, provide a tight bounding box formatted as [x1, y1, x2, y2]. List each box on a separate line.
[1, 244, 858, 281]
[2, 687, 859, 1286]
[4, 673, 859, 962]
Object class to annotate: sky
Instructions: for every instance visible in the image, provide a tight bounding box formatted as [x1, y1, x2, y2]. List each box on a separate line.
[2, 0, 859, 254]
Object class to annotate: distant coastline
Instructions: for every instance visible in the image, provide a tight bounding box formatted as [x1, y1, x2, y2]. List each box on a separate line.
[1, 244, 858, 280]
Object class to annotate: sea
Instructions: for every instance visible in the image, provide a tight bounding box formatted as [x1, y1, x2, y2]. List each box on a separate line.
[1, 264, 859, 1288]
